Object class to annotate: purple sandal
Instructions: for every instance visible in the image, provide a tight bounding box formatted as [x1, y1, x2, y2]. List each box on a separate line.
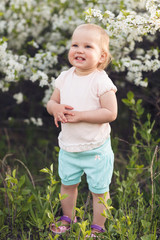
[50, 215, 77, 234]
[86, 224, 105, 239]
[91, 224, 105, 233]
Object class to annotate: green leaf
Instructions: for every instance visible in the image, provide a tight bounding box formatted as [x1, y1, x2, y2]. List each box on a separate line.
[18, 175, 25, 188]
[114, 171, 120, 177]
[22, 189, 31, 195]
[40, 168, 50, 173]
[107, 198, 112, 206]
[27, 40, 34, 46]
[51, 179, 59, 185]
[127, 91, 134, 100]
[141, 220, 151, 229]
[27, 195, 34, 203]
[22, 205, 30, 212]
[121, 10, 130, 16]
[141, 234, 154, 240]
[0, 188, 7, 192]
[5, 175, 18, 185]
[54, 146, 59, 153]
[59, 193, 68, 201]
[29, 205, 36, 222]
[121, 98, 130, 106]
[46, 210, 53, 220]
[156, 11, 160, 18]
[0, 36, 8, 44]
[53, 234, 59, 240]
[12, 169, 16, 178]
[8, 192, 13, 202]
[50, 164, 53, 172]
[84, 8, 92, 16]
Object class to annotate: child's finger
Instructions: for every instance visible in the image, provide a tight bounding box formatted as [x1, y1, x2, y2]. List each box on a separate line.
[65, 110, 75, 116]
[64, 105, 74, 110]
[54, 118, 59, 128]
[58, 114, 68, 123]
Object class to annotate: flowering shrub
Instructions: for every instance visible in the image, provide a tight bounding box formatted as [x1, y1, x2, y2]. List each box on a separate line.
[85, 0, 160, 87]
[0, 0, 160, 124]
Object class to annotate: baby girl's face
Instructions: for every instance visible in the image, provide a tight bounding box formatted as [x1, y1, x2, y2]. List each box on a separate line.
[68, 27, 105, 76]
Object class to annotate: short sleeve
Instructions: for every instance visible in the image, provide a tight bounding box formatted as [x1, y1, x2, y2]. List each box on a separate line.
[97, 71, 117, 97]
[54, 71, 67, 90]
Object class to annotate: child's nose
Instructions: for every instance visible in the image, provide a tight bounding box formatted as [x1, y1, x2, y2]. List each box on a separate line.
[77, 46, 84, 53]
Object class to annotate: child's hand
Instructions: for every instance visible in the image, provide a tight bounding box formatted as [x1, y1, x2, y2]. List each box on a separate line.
[53, 104, 74, 127]
[65, 111, 81, 123]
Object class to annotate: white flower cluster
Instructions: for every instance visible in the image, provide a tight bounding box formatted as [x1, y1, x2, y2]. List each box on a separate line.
[0, 0, 160, 122]
[116, 48, 160, 87]
[85, 0, 160, 86]
[0, 39, 24, 91]
[0, 0, 84, 93]
[24, 117, 43, 126]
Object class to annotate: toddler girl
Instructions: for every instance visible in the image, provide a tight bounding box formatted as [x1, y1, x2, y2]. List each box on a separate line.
[47, 23, 117, 238]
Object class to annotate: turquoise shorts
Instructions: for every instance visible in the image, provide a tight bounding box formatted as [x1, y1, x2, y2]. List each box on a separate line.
[58, 138, 114, 194]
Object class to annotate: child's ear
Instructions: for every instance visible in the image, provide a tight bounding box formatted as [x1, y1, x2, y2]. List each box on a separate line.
[99, 52, 107, 63]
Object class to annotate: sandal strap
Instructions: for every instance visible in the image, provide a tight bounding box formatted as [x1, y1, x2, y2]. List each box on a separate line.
[59, 215, 71, 224]
[91, 224, 105, 233]
[59, 215, 77, 224]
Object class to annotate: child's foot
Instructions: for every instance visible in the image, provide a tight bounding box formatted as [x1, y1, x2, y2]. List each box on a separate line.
[50, 215, 77, 234]
[86, 224, 105, 239]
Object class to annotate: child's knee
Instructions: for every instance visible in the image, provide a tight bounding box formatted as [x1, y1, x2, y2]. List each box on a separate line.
[91, 192, 104, 198]
[91, 191, 110, 200]
[61, 183, 79, 190]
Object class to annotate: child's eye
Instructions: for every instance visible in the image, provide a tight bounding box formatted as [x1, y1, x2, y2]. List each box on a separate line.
[85, 45, 92, 48]
[72, 44, 78, 47]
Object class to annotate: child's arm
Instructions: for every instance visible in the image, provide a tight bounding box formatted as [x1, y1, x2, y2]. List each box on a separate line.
[46, 88, 74, 127]
[65, 90, 117, 124]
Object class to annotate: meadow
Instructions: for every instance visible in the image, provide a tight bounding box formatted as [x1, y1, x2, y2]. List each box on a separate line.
[0, 91, 159, 240]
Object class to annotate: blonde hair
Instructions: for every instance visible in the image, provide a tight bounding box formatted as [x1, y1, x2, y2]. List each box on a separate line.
[73, 23, 112, 70]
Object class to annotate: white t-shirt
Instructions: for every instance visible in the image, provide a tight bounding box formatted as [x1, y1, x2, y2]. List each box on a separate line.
[55, 67, 117, 152]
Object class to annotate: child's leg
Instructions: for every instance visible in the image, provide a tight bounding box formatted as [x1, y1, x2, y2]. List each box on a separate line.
[50, 183, 79, 233]
[61, 183, 79, 220]
[91, 191, 110, 229]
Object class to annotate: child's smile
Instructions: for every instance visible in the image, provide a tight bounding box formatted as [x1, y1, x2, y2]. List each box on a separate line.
[75, 56, 85, 62]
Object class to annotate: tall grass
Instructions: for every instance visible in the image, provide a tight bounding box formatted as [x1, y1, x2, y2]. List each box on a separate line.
[0, 92, 159, 239]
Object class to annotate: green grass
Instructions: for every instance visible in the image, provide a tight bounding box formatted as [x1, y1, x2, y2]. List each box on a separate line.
[0, 92, 160, 239]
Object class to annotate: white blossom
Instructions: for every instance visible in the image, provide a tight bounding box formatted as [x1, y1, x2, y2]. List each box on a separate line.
[42, 87, 54, 105]
[13, 92, 23, 104]
[30, 117, 43, 126]
[0, 41, 7, 56]
[24, 117, 43, 126]
[0, 0, 160, 121]
[39, 79, 49, 87]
